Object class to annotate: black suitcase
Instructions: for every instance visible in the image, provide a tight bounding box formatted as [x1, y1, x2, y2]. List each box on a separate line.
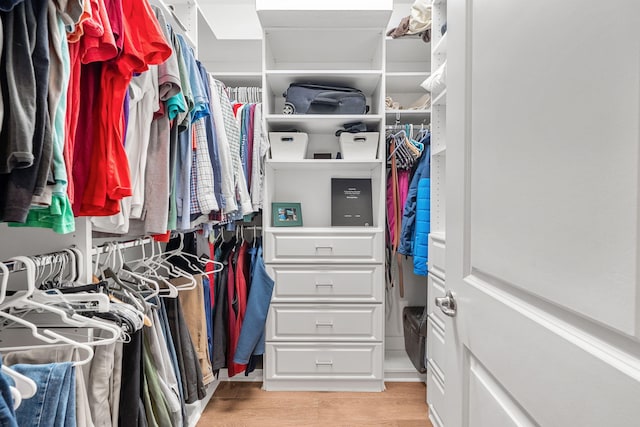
[403, 306, 428, 373]
[282, 83, 369, 115]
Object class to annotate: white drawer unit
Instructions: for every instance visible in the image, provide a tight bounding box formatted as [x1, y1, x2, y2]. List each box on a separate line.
[260, 6, 388, 392]
[267, 304, 383, 341]
[426, 317, 446, 380]
[428, 273, 447, 330]
[267, 264, 383, 302]
[428, 233, 446, 280]
[266, 343, 383, 379]
[427, 361, 446, 425]
[429, 405, 445, 427]
[265, 231, 383, 263]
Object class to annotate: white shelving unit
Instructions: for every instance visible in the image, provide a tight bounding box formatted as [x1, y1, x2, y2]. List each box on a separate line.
[427, 0, 447, 425]
[384, 20, 431, 125]
[380, 1, 432, 382]
[257, 0, 392, 392]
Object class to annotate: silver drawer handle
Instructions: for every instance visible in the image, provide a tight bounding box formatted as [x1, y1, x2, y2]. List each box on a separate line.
[315, 245, 334, 251]
[315, 321, 334, 327]
[315, 281, 334, 288]
[315, 360, 333, 366]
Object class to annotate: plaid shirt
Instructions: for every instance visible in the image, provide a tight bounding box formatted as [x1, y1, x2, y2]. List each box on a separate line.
[194, 118, 218, 214]
[214, 80, 252, 217]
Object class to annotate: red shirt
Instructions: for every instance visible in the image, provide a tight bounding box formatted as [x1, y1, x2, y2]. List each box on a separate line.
[77, 0, 171, 216]
[67, 0, 119, 211]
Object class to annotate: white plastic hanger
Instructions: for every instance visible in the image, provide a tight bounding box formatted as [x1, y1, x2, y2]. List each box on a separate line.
[126, 240, 179, 297]
[139, 239, 197, 291]
[113, 242, 163, 301]
[166, 233, 223, 274]
[1, 365, 37, 402]
[0, 306, 95, 366]
[29, 250, 110, 312]
[0, 261, 9, 305]
[10, 386, 22, 409]
[0, 256, 121, 353]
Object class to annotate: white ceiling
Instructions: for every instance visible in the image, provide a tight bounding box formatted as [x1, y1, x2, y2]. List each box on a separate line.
[197, 0, 412, 40]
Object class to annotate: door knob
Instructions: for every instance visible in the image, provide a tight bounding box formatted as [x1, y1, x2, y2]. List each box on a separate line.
[435, 290, 457, 317]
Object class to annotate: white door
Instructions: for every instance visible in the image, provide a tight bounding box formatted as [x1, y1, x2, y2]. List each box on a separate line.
[444, 1, 640, 426]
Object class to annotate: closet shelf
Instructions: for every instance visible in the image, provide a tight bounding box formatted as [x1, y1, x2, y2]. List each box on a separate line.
[385, 71, 430, 77]
[267, 160, 382, 171]
[264, 226, 385, 234]
[210, 72, 263, 87]
[385, 72, 430, 93]
[385, 109, 431, 117]
[432, 89, 447, 106]
[265, 114, 383, 133]
[385, 38, 431, 72]
[211, 71, 262, 78]
[257, 6, 392, 29]
[385, 110, 430, 126]
[384, 35, 425, 41]
[264, 28, 385, 71]
[432, 32, 447, 57]
[265, 70, 383, 95]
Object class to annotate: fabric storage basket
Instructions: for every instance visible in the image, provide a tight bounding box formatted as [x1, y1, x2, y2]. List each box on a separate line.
[339, 132, 379, 160]
[403, 306, 427, 373]
[269, 132, 309, 160]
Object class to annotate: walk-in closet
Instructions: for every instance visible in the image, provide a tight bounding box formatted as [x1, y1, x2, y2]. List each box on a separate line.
[1, 0, 639, 426]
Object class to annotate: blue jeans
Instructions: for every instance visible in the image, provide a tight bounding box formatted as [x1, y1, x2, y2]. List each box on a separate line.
[12, 362, 76, 427]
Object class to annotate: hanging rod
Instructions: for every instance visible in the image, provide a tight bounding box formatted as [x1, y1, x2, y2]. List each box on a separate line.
[91, 237, 156, 256]
[1, 248, 77, 274]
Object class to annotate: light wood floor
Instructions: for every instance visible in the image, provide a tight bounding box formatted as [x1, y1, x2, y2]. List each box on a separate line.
[198, 382, 433, 427]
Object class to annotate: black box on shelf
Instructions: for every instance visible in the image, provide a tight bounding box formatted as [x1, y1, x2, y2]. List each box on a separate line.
[331, 178, 373, 226]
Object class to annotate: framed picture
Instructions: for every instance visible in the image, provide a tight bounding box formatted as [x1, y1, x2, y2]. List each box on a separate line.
[272, 202, 303, 227]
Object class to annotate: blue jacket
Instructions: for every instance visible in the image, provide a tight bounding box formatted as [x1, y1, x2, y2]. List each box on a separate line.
[413, 178, 430, 276]
[398, 142, 431, 257]
[233, 241, 275, 364]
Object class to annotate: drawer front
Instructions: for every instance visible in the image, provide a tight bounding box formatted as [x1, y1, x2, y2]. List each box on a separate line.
[266, 232, 383, 263]
[428, 273, 447, 329]
[266, 343, 383, 379]
[427, 317, 446, 380]
[428, 233, 446, 279]
[427, 361, 445, 420]
[267, 305, 383, 341]
[429, 405, 445, 427]
[268, 265, 383, 302]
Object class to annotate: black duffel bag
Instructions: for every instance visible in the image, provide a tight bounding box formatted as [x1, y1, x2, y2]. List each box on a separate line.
[282, 83, 369, 115]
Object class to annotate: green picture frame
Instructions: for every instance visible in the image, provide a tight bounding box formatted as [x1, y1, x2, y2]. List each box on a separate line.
[272, 202, 303, 227]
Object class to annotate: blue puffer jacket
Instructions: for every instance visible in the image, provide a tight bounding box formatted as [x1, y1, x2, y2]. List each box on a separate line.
[398, 142, 431, 258]
[413, 178, 430, 276]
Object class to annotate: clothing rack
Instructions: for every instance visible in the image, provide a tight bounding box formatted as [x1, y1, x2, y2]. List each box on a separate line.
[92, 237, 155, 256]
[226, 86, 262, 104]
[385, 123, 430, 132]
[1, 248, 79, 273]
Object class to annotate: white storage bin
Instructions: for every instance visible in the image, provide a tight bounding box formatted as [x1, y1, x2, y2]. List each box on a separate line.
[269, 132, 308, 160]
[339, 132, 379, 160]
